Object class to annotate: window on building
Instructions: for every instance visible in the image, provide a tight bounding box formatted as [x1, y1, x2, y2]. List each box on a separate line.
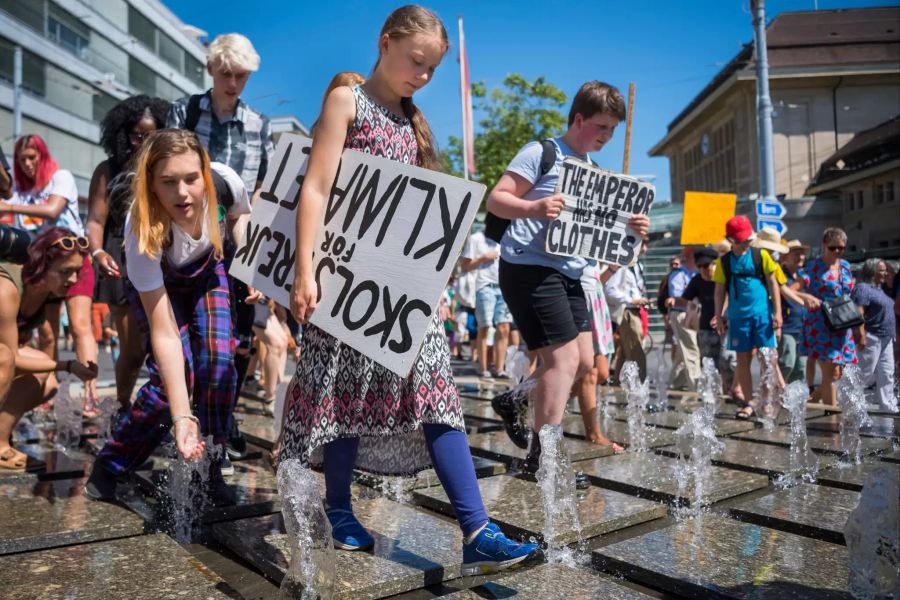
[47, 4, 91, 59]
[93, 90, 118, 122]
[0, 0, 44, 32]
[0, 36, 46, 96]
[857, 190, 864, 209]
[158, 30, 184, 72]
[886, 181, 896, 203]
[846, 192, 854, 211]
[185, 53, 204, 88]
[875, 184, 885, 205]
[128, 5, 156, 50]
[128, 56, 156, 95]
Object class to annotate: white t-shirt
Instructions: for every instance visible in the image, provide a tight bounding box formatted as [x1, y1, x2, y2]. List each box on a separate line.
[462, 231, 499, 290]
[125, 162, 251, 292]
[11, 169, 83, 235]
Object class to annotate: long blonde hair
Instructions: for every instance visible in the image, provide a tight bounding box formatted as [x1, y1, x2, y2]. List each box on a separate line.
[130, 129, 222, 260]
[376, 5, 448, 170]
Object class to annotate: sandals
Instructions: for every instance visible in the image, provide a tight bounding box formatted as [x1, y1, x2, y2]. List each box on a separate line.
[735, 403, 755, 420]
[0, 447, 28, 471]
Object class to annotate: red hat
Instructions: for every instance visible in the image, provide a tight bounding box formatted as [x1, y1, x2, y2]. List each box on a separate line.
[725, 215, 754, 243]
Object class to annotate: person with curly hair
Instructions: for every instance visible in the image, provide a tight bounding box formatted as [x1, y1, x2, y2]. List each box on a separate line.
[85, 95, 169, 410]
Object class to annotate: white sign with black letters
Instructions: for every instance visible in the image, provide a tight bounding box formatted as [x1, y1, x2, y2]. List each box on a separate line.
[545, 158, 655, 267]
[230, 134, 484, 375]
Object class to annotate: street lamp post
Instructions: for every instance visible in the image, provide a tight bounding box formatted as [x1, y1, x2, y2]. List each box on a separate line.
[752, 0, 777, 203]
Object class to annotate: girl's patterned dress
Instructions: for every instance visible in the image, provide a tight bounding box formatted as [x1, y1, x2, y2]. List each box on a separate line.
[581, 263, 616, 356]
[798, 258, 857, 365]
[278, 86, 465, 476]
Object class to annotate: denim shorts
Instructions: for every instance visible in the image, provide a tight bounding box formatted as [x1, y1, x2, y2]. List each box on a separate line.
[474, 284, 512, 328]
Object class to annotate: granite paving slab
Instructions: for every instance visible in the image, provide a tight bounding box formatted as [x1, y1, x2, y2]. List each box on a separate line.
[213, 497, 465, 598]
[656, 438, 839, 477]
[414, 474, 665, 544]
[0, 477, 145, 555]
[642, 411, 757, 435]
[135, 458, 283, 523]
[881, 448, 900, 463]
[460, 397, 502, 422]
[441, 562, 656, 599]
[237, 412, 279, 449]
[355, 456, 506, 493]
[579, 452, 768, 506]
[805, 414, 898, 438]
[467, 430, 613, 464]
[729, 484, 860, 544]
[564, 416, 677, 449]
[717, 406, 826, 426]
[817, 459, 900, 491]
[731, 427, 893, 456]
[593, 514, 852, 599]
[14, 443, 94, 480]
[0, 533, 235, 600]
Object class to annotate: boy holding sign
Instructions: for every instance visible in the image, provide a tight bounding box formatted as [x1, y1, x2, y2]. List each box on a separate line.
[282, 6, 541, 576]
[487, 81, 649, 472]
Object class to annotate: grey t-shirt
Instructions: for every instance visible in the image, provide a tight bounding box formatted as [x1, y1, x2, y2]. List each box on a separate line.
[499, 138, 589, 279]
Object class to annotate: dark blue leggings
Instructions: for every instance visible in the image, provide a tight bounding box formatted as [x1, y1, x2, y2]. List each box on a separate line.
[323, 424, 488, 537]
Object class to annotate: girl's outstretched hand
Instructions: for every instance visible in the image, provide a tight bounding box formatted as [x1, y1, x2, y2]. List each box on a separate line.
[174, 418, 206, 462]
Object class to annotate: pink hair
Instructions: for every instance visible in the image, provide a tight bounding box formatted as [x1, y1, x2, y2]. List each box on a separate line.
[23, 227, 87, 286]
[14, 135, 59, 192]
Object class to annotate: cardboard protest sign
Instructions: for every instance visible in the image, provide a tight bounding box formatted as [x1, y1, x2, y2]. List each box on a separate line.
[230, 134, 484, 376]
[680, 191, 736, 245]
[545, 158, 655, 267]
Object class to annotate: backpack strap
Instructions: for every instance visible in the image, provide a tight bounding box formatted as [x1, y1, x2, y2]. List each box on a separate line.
[184, 93, 204, 132]
[750, 247, 764, 280]
[538, 139, 557, 179]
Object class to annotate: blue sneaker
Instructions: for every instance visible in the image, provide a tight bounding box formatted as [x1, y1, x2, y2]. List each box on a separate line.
[325, 506, 374, 550]
[462, 522, 543, 576]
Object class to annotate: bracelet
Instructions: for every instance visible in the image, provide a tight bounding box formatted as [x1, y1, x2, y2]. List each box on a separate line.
[171, 414, 200, 426]
[91, 248, 107, 259]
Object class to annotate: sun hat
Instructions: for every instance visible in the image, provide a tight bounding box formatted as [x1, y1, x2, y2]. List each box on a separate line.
[752, 227, 789, 254]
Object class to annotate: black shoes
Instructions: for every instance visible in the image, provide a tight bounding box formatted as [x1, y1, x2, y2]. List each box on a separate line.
[521, 434, 591, 490]
[491, 388, 530, 449]
[85, 464, 119, 501]
[226, 420, 248, 460]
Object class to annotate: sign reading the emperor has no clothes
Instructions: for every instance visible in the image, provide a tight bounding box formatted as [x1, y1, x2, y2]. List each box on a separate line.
[545, 158, 655, 267]
[230, 134, 484, 375]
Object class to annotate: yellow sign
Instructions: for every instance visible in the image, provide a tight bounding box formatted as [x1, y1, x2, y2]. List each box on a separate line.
[680, 191, 737, 245]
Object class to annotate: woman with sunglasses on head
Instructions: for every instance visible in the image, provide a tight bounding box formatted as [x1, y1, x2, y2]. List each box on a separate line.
[788, 227, 856, 405]
[86, 129, 258, 502]
[0, 135, 99, 414]
[86, 96, 169, 411]
[0, 228, 99, 470]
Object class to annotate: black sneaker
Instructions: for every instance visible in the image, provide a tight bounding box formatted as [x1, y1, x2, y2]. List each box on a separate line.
[84, 464, 119, 501]
[521, 435, 590, 490]
[226, 420, 248, 460]
[491, 388, 530, 449]
[220, 455, 235, 476]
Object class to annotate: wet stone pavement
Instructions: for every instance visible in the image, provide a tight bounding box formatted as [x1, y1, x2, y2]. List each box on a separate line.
[0, 363, 897, 599]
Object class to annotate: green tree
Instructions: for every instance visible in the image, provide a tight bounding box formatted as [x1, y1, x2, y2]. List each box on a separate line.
[445, 74, 568, 192]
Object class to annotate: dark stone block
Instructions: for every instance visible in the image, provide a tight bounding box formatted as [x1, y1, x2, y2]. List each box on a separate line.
[593, 514, 852, 599]
[467, 430, 613, 464]
[817, 459, 900, 492]
[729, 484, 860, 544]
[414, 474, 666, 545]
[805, 414, 898, 439]
[656, 438, 839, 478]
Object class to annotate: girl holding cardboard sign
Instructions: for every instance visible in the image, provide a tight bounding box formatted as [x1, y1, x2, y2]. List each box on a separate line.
[284, 5, 542, 576]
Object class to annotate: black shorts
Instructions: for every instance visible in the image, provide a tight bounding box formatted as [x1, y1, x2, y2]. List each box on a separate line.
[498, 259, 590, 351]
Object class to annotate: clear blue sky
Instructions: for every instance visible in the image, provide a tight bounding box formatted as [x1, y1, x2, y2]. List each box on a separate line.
[166, 0, 898, 202]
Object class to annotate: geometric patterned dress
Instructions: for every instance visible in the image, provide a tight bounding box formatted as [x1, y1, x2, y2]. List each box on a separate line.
[278, 85, 465, 475]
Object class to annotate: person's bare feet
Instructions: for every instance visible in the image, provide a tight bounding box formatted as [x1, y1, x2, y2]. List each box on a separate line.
[585, 430, 624, 453]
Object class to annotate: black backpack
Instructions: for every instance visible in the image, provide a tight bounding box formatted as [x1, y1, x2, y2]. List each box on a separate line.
[484, 139, 558, 243]
[720, 247, 765, 299]
[656, 273, 671, 315]
[183, 93, 205, 133]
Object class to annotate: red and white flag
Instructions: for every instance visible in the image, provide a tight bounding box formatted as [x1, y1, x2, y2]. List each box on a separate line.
[458, 16, 475, 179]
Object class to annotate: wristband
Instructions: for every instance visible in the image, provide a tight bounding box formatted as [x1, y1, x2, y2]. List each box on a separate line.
[91, 249, 107, 259]
[171, 414, 200, 426]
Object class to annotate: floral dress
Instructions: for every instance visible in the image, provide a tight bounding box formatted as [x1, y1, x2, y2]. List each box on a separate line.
[798, 258, 857, 365]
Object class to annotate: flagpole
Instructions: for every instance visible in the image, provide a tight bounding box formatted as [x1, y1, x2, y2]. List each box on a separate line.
[458, 15, 469, 181]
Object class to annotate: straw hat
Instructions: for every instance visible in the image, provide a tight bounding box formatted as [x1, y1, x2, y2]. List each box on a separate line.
[752, 227, 789, 254]
[710, 239, 732, 256]
[785, 239, 810, 253]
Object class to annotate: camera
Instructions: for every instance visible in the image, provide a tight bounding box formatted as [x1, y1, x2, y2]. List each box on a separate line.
[0, 224, 32, 264]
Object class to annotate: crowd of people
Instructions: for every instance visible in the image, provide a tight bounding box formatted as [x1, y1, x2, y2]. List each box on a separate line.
[0, 3, 896, 577]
